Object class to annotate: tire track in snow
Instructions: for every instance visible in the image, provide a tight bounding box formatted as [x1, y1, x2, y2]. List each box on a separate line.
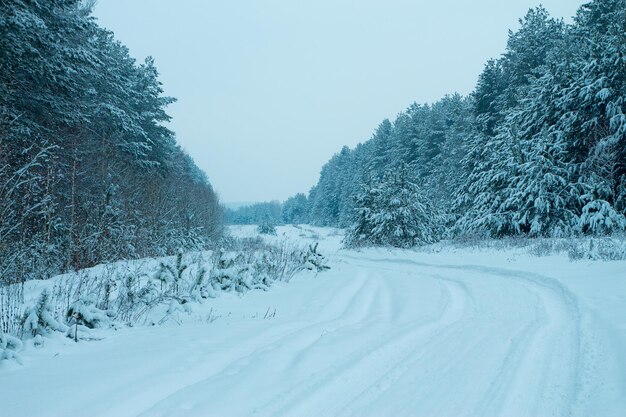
[341, 254, 585, 417]
[139, 262, 469, 417]
[138, 269, 396, 417]
[325, 270, 526, 416]
[1, 238, 620, 417]
[254, 268, 470, 416]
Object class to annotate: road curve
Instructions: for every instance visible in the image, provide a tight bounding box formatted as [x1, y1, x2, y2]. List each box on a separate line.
[2, 247, 623, 417]
[140, 252, 591, 417]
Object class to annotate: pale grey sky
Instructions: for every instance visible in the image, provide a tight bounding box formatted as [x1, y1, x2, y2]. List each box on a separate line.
[94, 0, 582, 203]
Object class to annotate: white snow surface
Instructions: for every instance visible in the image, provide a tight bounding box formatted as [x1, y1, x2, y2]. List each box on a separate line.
[1, 225, 625, 417]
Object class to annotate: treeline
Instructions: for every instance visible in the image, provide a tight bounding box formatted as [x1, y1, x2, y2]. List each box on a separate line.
[1, 0, 223, 285]
[226, 194, 310, 226]
[302, 1, 626, 239]
[226, 201, 282, 225]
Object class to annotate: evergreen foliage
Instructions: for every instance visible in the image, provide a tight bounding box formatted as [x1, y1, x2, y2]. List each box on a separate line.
[0, 332, 22, 363]
[282, 194, 310, 225]
[257, 217, 278, 235]
[66, 295, 115, 342]
[0, 0, 223, 287]
[209, 251, 250, 294]
[302, 243, 331, 272]
[21, 289, 67, 337]
[345, 165, 443, 248]
[298, 1, 626, 245]
[155, 249, 188, 296]
[226, 201, 282, 226]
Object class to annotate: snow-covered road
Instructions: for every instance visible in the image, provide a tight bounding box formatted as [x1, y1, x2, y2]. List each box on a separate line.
[2, 228, 625, 416]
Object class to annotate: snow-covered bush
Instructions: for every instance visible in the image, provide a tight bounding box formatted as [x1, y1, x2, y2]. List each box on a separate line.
[0, 332, 22, 363]
[189, 266, 210, 301]
[66, 295, 116, 342]
[1, 232, 330, 353]
[257, 220, 277, 235]
[523, 236, 626, 261]
[155, 249, 188, 296]
[249, 254, 274, 291]
[209, 250, 251, 294]
[115, 271, 159, 324]
[303, 243, 330, 272]
[248, 249, 289, 290]
[208, 237, 323, 294]
[166, 298, 192, 316]
[21, 289, 67, 337]
[254, 240, 317, 283]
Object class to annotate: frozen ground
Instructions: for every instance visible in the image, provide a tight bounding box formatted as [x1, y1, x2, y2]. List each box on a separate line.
[1, 226, 625, 416]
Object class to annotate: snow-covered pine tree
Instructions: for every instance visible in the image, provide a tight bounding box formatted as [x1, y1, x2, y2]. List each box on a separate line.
[367, 119, 394, 177]
[257, 215, 277, 235]
[554, 0, 626, 233]
[0, 332, 22, 363]
[427, 95, 473, 212]
[454, 8, 567, 238]
[345, 164, 442, 248]
[302, 243, 331, 272]
[579, 198, 626, 235]
[489, 51, 582, 238]
[66, 295, 116, 342]
[502, 128, 579, 237]
[21, 288, 67, 337]
[343, 178, 377, 247]
[308, 146, 354, 226]
[189, 266, 208, 301]
[453, 128, 517, 237]
[209, 250, 250, 294]
[155, 249, 188, 296]
[281, 193, 309, 225]
[453, 59, 513, 238]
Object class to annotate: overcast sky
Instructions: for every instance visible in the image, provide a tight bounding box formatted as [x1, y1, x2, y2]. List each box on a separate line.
[94, 0, 583, 204]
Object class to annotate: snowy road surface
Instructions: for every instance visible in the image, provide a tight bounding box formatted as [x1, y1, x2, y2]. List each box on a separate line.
[1, 227, 625, 416]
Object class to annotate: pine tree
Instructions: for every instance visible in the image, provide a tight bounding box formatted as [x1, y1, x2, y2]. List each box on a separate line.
[1, 0, 224, 282]
[367, 119, 394, 177]
[345, 165, 442, 248]
[455, 7, 568, 238]
[0, 332, 23, 363]
[66, 295, 115, 342]
[282, 193, 309, 224]
[21, 289, 67, 337]
[503, 129, 579, 236]
[561, 0, 626, 227]
[301, 0, 624, 241]
[257, 215, 277, 235]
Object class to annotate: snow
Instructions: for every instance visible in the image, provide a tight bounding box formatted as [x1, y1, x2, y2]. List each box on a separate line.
[1, 226, 625, 416]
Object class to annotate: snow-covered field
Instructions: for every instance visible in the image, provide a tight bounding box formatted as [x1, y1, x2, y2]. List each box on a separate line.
[1, 226, 625, 416]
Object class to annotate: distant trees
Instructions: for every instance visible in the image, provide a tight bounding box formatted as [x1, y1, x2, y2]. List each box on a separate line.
[225, 201, 283, 226]
[1, 0, 223, 285]
[225, 195, 311, 228]
[300, 0, 626, 245]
